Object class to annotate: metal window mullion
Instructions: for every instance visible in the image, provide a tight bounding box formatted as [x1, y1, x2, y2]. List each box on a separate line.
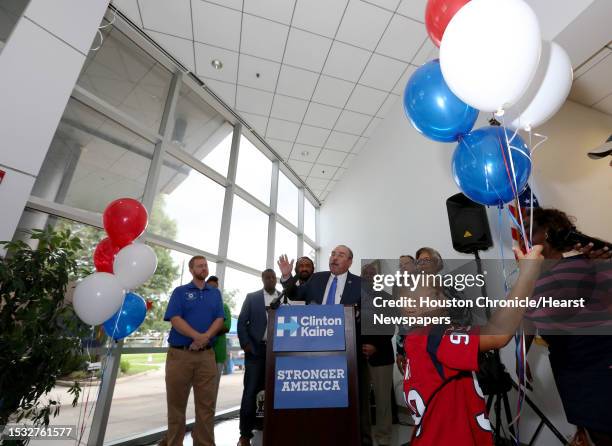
[87, 70, 182, 446]
[297, 187, 305, 258]
[233, 186, 272, 215]
[267, 161, 279, 268]
[142, 70, 182, 212]
[314, 202, 320, 268]
[165, 144, 228, 188]
[72, 86, 163, 144]
[216, 123, 241, 287]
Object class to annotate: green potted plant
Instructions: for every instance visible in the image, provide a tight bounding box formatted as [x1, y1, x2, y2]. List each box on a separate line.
[0, 226, 89, 432]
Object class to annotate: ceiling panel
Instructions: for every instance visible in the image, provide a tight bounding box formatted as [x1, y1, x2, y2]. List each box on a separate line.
[288, 159, 313, 176]
[191, 0, 241, 51]
[267, 138, 293, 160]
[310, 163, 337, 180]
[270, 95, 310, 123]
[139, 0, 193, 40]
[334, 109, 372, 135]
[360, 53, 408, 91]
[303, 103, 343, 129]
[346, 84, 388, 115]
[243, 0, 295, 25]
[276, 65, 320, 100]
[292, 0, 349, 39]
[202, 78, 236, 108]
[194, 42, 238, 82]
[147, 30, 195, 71]
[236, 86, 274, 115]
[290, 143, 322, 164]
[296, 125, 331, 146]
[312, 75, 355, 108]
[283, 28, 333, 72]
[317, 148, 348, 166]
[266, 118, 301, 141]
[240, 13, 289, 62]
[396, 0, 426, 22]
[323, 41, 371, 83]
[377, 13, 426, 62]
[237, 54, 281, 93]
[570, 49, 612, 106]
[336, 0, 392, 51]
[325, 131, 359, 152]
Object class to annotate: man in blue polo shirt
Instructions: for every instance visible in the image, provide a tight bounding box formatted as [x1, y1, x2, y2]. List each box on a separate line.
[160, 255, 225, 446]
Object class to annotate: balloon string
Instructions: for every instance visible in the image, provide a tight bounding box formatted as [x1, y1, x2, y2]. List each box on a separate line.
[498, 116, 530, 249]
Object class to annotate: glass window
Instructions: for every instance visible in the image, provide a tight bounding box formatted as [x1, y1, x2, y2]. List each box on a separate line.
[227, 195, 269, 271]
[106, 249, 227, 443]
[173, 83, 233, 177]
[0, 0, 30, 49]
[235, 135, 272, 205]
[32, 98, 153, 214]
[224, 267, 266, 313]
[303, 241, 316, 265]
[277, 171, 298, 226]
[275, 222, 297, 270]
[304, 199, 316, 241]
[78, 25, 173, 132]
[152, 155, 225, 255]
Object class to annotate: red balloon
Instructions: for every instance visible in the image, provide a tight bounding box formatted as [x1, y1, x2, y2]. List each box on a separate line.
[103, 198, 148, 248]
[425, 0, 470, 47]
[93, 237, 121, 273]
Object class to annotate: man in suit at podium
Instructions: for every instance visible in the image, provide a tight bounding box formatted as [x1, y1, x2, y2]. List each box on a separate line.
[278, 245, 379, 445]
[237, 269, 279, 446]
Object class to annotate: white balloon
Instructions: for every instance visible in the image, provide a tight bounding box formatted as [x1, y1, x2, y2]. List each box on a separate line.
[505, 41, 573, 131]
[73, 272, 125, 325]
[440, 0, 541, 112]
[113, 243, 158, 289]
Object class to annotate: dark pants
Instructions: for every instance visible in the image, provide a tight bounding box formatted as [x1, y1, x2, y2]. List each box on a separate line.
[239, 345, 266, 439]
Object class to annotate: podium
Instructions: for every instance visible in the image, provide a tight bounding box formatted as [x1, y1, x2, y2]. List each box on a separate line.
[263, 304, 361, 446]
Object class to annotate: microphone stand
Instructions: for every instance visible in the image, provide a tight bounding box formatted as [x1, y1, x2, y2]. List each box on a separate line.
[269, 289, 288, 310]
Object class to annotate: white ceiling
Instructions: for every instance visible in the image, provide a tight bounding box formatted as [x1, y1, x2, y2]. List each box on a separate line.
[110, 0, 610, 201]
[112, 0, 439, 201]
[570, 42, 612, 115]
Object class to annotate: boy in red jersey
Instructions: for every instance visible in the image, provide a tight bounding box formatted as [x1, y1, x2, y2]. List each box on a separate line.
[403, 245, 544, 446]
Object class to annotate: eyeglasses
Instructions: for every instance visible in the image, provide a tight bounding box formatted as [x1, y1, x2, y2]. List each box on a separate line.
[416, 258, 434, 264]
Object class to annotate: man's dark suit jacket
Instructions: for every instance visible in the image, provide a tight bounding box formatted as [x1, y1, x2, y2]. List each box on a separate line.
[237, 289, 268, 357]
[282, 271, 391, 364]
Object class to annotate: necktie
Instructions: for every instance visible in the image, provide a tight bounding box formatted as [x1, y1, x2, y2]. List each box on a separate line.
[325, 276, 337, 305]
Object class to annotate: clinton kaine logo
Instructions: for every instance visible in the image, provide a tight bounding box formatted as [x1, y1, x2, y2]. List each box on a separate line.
[276, 315, 342, 337]
[276, 316, 299, 337]
[273, 305, 346, 352]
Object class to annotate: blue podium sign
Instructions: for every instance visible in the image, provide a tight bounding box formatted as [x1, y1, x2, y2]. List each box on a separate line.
[274, 355, 348, 409]
[273, 305, 345, 352]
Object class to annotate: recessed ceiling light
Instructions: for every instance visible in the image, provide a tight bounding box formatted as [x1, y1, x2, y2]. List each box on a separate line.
[301, 150, 310, 157]
[211, 59, 223, 70]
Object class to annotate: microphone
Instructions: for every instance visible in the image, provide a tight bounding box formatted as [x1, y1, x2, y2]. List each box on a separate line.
[269, 290, 287, 310]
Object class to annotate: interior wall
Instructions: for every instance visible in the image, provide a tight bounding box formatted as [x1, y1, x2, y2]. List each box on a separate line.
[320, 96, 612, 444]
[0, 0, 109, 253]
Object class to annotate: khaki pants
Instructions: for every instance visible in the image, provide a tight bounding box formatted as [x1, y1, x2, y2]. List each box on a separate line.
[369, 363, 393, 445]
[161, 347, 217, 446]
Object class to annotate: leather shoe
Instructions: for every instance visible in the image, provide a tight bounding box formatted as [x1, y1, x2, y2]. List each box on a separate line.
[237, 437, 251, 446]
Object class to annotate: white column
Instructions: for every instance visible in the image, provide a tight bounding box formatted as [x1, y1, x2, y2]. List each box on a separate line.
[0, 0, 109, 252]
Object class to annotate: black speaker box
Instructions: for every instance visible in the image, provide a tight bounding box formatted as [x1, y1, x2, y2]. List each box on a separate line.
[446, 193, 493, 254]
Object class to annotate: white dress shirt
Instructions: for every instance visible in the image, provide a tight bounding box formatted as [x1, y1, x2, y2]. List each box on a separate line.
[262, 289, 279, 340]
[323, 271, 348, 304]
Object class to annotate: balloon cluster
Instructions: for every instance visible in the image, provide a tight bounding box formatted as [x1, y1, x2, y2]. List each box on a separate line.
[73, 198, 157, 340]
[404, 0, 573, 206]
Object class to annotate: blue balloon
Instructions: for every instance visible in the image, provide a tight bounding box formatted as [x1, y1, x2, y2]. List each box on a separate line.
[452, 126, 532, 206]
[403, 59, 478, 142]
[103, 292, 147, 340]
